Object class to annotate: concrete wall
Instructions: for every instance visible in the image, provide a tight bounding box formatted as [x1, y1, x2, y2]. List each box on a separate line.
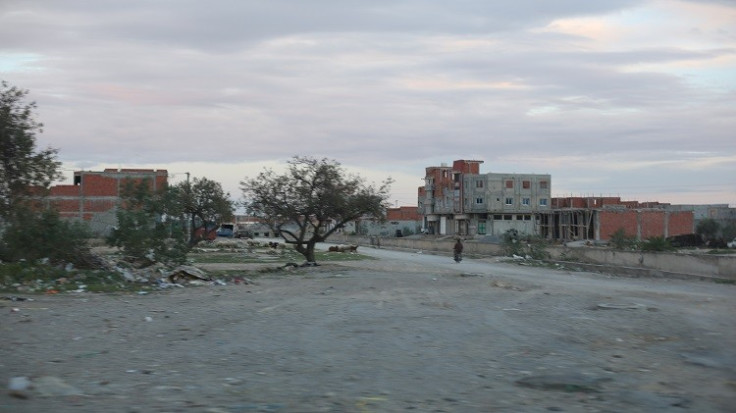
[331, 234, 736, 280]
[546, 246, 736, 280]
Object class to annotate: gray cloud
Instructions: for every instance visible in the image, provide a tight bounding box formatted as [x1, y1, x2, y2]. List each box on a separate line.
[1, 0, 734, 205]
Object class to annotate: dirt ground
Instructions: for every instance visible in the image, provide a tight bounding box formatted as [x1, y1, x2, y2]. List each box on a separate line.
[1, 245, 735, 412]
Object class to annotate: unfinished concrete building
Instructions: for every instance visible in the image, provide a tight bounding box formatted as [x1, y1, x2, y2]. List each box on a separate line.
[418, 160, 552, 236]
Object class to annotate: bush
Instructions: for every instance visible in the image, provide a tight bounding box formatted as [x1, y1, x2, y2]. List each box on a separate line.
[106, 179, 190, 267]
[0, 208, 92, 267]
[501, 229, 549, 259]
[609, 228, 637, 250]
[696, 219, 720, 242]
[640, 236, 674, 252]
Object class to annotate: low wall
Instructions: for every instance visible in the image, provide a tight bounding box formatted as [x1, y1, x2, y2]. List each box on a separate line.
[548, 247, 735, 281]
[332, 234, 736, 281]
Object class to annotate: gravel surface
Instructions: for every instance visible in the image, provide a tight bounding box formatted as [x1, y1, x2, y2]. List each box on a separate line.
[2, 245, 735, 412]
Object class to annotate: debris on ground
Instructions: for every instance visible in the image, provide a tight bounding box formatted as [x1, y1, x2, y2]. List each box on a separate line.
[166, 265, 211, 284]
[8, 376, 31, 399]
[327, 245, 359, 253]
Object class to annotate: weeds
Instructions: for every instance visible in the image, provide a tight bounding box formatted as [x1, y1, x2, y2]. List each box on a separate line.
[0, 262, 141, 294]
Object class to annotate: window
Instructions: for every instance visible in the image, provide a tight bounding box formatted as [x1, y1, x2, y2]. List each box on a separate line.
[478, 221, 486, 235]
[540, 198, 548, 206]
[493, 214, 502, 220]
[504, 215, 513, 220]
[522, 180, 530, 189]
[475, 197, 484, 205]
[475, 180, 484, 188]
[522, 198, 530, 206]
[505, 197, 513, 205]
[505, 180, 513, 189]
[539, 181, 548, 189]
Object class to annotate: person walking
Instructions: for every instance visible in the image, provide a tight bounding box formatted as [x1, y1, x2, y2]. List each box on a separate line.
[453, 238, 463, 263]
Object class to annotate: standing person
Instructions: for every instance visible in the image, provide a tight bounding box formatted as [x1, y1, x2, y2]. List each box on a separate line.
[453, 238, 463, 262]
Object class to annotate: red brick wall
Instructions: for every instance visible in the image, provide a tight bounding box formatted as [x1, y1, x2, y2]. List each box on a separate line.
[600, 210, 639, 239]
[49, 199, 80, 212]
[83, 199, 117, 212]
[452, 160, 482, 174]
[49, 185, 80, 196]
[668, 211, 694, 235]
[81, 174, 119, 196]
[640, 210, 665, 239]
[387, 206, 420, 221]
[46, 169, 168, 224]
[600, 209, 694, 240]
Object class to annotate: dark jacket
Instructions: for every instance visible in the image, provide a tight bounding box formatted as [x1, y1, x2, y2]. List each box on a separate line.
[453, 240, 463, 254]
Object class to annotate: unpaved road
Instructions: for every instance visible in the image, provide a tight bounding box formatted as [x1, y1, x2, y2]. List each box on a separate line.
[1, 245, 735, 412]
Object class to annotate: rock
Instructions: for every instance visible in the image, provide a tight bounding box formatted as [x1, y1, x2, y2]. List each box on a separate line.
[33, 376, 84, 397]
[596, 303, 645, 310]
[8, 376, 31, 399]
[166, 266, 211, 283]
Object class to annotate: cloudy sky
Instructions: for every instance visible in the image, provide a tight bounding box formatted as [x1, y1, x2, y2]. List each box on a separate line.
[2, 0, 734, 207]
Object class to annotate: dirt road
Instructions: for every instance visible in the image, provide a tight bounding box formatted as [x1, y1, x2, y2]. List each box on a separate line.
[2, 245, 735, 412]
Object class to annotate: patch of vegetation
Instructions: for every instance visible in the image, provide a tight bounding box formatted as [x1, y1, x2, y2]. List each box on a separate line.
[609, 228, 637, 250]
[0, 262, 142, 294]
[556, 251, 582, 263]
[706, 249, 736, 255]
[501, 229, 549, 260]
[0, 208, 94, 267]
[189, 248, 373, 264]
[713, 278, 735, 285]
[640, 236, 675, 252]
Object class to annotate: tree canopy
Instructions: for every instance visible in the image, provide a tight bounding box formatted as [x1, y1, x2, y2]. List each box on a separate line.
[0, 81, 61, 219]
[107, 178, 190, 266]
[173, 177, 234, 244]
[241, 156, 392, 263]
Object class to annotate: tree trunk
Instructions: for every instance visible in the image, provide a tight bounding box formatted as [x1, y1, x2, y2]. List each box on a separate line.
[305, 241, 316, 263]
[189, 213, 197, 245]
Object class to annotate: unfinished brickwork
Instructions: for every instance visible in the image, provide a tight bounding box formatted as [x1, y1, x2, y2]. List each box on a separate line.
[45, 168, 168, 235]
[419, 160, 552, 236]
[553, 196, 695, 241]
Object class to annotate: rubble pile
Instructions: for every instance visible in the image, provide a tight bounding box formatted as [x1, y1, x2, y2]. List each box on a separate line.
[0, 252, 253, 294]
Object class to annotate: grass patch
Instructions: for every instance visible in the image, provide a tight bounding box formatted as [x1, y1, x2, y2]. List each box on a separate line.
[188, 249, 372, 264]
[713, 278, 736, 285]
[706, 249, 736, 255]
[0, 262, 143, 294]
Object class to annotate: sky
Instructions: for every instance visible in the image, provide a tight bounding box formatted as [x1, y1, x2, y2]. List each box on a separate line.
[2, 0, 735, 208]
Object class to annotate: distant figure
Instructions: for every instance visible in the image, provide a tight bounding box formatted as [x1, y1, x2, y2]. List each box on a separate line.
[453, 239, 463, 263]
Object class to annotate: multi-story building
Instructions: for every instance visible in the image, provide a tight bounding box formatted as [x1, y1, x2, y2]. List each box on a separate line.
[418, 160, 552, 236]
[44, 168, 168, 236]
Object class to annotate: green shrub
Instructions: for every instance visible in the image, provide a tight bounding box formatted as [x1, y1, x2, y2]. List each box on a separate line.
[640, 236, 674, 252]
[609, 228, 637, 250]
[0, 208, 92, 267]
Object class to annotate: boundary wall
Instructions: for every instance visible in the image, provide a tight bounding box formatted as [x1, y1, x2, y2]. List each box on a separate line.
[331, 235, 736, 281]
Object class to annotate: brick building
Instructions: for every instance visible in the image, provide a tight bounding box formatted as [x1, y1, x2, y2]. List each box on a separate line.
[44, 169, 168, 236]
[416, 160, 695, 242]
[551, 197, 694, 241]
